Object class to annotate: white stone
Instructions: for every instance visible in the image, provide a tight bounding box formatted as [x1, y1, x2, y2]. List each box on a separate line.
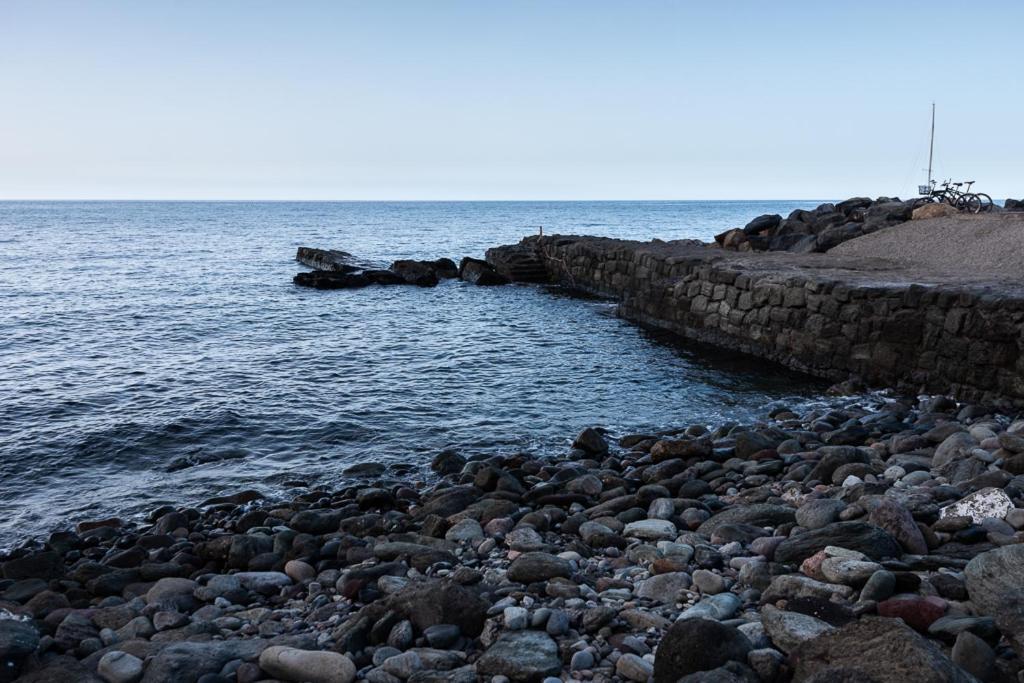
[940, 487, 1014, 523]
[623, 519, 677, 541]
[841, 475, 863, 487]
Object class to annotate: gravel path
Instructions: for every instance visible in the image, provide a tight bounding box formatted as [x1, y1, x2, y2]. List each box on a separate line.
[830, 212, 1024, 272]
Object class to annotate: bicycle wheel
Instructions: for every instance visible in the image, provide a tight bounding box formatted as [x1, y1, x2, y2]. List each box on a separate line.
[974, 193, 993, 212]
[912, 196, 936, 208]
[962, 194, 982, 214]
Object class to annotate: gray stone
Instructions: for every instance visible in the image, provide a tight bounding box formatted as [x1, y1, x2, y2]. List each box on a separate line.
[624, 519, 677, 541]
[678, 592, 741, 621]
[636, 572, 690, 603]
[793, 616, 976, 683]
[696, 504, 795, 536]
[933, 432, 979, 468]
[860, 570, 896, 602]
[0, 618, 39, 664]
[951, 631, 994, 681]
[476, 631, 561, 682]
[97, 650, 145, 683]
[692, 569, 727, 594]
[867, 498, 928, 555]
[507, 552, 572, 584]
[141, 640, 269, 683]
[964, 544, 1024, 657]
[796, 499, 846, 530]
[259, 646, 357, 683]
[760, 605, 835, 654]
[616, 653, 654, 682]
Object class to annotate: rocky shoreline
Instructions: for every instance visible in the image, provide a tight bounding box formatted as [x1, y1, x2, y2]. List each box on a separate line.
[3, 395, 1024, 682]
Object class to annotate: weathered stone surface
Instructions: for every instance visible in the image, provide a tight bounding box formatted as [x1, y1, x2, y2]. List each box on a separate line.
[507, 552, 573, 584]
[939, 487, 1013, 523]
[868, 498, 929, 555]
[774, 522, 902, 565]
[964, 544, 1024, 656]
[761, 605, 834, 654]
[476, 631, 561, 681]
[792, 617, 976, 683]
[388, 579, 490, 637]
[696, 504, 796, 536]
[653, 618, 752, 683]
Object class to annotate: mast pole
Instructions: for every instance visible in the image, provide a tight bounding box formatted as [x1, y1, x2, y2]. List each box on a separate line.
[927, 102, 935, 186]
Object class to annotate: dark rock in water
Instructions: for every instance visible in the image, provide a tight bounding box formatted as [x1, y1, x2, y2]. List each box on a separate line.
[697, 503, 796, 536]
[573, 427, 608, 454]
[964, 544, 1024, 657]
[293, 271, 370, 289]
[653, 618, 752, 683]
[363, 269, 407, 285]
[458, 257, 509, 286]
[431, 257, 459, 278]
[389, 260, 440, 287]
[476, 631, 561, 681]
[774, 522, 902, 565]
[431, 450, 466, 475]
[484, 244, 549, 283]
[388, 579, 489, 637]
[793, 616, 976, 683]
[295, 246, 357, 272]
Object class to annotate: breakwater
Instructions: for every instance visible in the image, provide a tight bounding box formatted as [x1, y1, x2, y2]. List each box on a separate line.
[487, 235, 1024, 407]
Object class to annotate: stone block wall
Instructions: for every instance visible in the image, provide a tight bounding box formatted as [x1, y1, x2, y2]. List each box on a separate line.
[488, 236, 1024, 406]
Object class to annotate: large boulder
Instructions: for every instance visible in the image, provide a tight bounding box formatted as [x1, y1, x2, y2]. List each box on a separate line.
[0, 619, 40, 679]
[912, 203, 959, 220]
[792, 617, 976, 682]
[697, 504, 796, 537]
[458, 257, 509, 286]
[389, 260, 440, 287]
[774, 522, 902, 565]
[653, 618, 752, 683]
[387, 579, 490, 637]
[141, 640, 270, 683]
[964, 544, 1024, 657]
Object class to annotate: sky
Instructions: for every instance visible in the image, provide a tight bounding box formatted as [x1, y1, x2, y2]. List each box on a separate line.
[1, 1, 1022, 200]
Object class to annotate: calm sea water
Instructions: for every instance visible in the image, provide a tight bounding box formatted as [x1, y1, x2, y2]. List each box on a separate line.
[0, 200, 834, 548]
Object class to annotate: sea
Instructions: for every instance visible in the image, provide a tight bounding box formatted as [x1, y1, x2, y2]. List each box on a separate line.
[0, 200, 839, 548]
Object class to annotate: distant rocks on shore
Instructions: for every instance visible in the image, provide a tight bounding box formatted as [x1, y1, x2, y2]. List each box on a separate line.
[2, 393, 1023, 681]
[293, 247, 510, 290]
[715, 196, 917, 253]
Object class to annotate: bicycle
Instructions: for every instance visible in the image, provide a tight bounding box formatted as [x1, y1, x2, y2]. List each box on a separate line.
[914, 179, 984, 214]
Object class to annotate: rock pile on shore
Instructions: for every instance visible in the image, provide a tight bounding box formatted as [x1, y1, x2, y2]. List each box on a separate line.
[3, 395, 1024, 682]
[293, 248, 510, 289]
[715, 197, 918, 253]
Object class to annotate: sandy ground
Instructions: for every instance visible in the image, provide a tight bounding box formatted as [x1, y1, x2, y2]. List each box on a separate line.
[830, 212, 1024, 273]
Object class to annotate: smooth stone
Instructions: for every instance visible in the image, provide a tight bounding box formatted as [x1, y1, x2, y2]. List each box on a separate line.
[258, 646, 356, 683]
[97, 650, 145, 683]
[795, 499, 846, 530]
[951, 630, 995, 681]
[678, 592, 741, 621]
[623, 519, 678, 541]
[284, 560, 316, 583]
[503, 606, 528, 631]
[691, 569, 727, 595]
[860, 570, 896, 602]
[506, 553, 572, 583]
[616, 653, 654, 682]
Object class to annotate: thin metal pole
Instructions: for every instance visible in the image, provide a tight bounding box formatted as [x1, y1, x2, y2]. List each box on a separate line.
[927, 102, 935, 186]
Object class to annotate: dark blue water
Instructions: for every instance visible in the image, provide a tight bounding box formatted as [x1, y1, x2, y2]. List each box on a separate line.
[0, 201, 833, 547]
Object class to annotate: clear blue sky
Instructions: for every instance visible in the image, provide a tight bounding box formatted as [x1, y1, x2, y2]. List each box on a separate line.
[1, 1, 1021, 200]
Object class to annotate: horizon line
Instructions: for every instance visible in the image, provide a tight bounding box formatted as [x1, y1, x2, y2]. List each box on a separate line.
[0, 197, 844, 203]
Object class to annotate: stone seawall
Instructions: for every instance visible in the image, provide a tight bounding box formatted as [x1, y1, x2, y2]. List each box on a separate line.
[487, 236, 1024, 407]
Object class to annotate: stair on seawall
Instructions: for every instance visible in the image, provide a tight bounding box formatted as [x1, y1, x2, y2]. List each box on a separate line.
[484, 245, 549, 283]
